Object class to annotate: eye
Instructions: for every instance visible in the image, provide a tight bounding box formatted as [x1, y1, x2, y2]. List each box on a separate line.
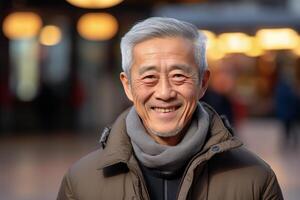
[144, 75, 156, 79]
[142, 74, 158, 84]
[172, 73, 186, 82]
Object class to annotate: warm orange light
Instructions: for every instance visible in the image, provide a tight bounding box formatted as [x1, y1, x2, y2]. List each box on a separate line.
[218, 32, 252, 54]
[201, 30, 225, 60]
[292, 45, 300, 56]
[245, 37, 264, 57]
[2, 12, 42, 39]
[201, 30, 216, 49]
[77, 13, 118, 41]
[39, 25, 62, 46]
[66, 0, 123, 9]
[256, 28, 299, 50]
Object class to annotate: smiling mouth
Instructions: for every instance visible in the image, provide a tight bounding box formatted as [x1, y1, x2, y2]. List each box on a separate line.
[151, 106, 180, 113]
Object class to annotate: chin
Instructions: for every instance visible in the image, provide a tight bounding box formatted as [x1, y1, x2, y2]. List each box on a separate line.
[150, 127, 183, 138]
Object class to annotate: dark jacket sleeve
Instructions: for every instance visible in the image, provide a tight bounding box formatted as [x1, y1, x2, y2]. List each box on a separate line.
[57, 172, 76, 200]
[262, 170, 284, 200]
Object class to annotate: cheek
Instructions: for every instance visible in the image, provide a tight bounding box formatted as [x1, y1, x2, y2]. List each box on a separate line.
[131, 81, 154, 105]
[177, 83, 200, 102]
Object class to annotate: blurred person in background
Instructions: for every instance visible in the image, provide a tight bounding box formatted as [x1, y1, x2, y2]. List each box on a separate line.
[57, 17, 283, 200]
[202, 64, 235, 125]
[275, 55, 300, 150]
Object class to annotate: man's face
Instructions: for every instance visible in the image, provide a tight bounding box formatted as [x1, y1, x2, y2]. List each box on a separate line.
[121, 37, 209, 140]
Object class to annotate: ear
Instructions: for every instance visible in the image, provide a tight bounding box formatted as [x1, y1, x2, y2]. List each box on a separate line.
[120, 72, 133, 102]
[198, 70, 210, 99]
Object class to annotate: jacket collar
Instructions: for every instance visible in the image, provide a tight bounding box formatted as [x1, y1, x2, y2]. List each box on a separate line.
[201, 103, 242, 154]
[97, 108, 132, 169]
[97, 103, 242, 170]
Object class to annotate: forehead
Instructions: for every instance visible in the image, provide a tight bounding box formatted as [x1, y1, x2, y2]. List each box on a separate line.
[133, 37, 194, 58]
[132, 37, 195, 61]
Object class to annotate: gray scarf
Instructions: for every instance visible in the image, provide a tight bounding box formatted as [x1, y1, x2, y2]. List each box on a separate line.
[126, 103, 209, 172]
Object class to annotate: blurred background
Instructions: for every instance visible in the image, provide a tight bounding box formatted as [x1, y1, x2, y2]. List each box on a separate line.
[0, 0, 300, 199]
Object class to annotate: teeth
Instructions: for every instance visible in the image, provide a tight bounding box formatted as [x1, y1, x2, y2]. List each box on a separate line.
[154, 107, 176, 113]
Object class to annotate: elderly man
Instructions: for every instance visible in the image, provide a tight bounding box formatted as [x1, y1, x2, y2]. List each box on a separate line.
[57, 17, 283, 200]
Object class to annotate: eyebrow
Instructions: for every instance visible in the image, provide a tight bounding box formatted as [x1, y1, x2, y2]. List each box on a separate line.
[169, 64, 193, 73]
[138, 64, 193, 75]
[138, 65, 157, 75]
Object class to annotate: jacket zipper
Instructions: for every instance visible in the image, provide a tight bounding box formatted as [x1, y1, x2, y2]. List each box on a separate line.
[164, 179, 168, 200]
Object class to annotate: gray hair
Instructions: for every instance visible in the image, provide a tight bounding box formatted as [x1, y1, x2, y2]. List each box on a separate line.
[120, 17, 208, 79]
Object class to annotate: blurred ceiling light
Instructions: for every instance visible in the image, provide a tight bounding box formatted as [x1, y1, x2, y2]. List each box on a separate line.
[201, 30, 216, 49]
[201, 30, 225, 60]
[208, 50, 225, 60]
[245, 37, 264, 57]
[292, 45, 300, 56]
[39, 25, 62, 46]
[2, 12, 42, 40]
[256, 28, 299, 50]
[218, 32, 252, 54]
[77, 13, 118, 41]
[66, 0, 123, 9]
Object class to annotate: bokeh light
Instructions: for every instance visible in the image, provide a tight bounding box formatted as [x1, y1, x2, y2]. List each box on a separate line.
[39, 25, 62, 46]
[218, 32, 252, 54]
[66, 0, 123, 9]
[256, 28, 299, 50]
[245, 37, 264, 57]
[2, 12, 42, 40]
[201, 30, 225, 60]
[77, 13, 118, 41]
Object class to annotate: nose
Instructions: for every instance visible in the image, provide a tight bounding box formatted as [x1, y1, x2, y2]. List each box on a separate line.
[154, 76, 176, 101]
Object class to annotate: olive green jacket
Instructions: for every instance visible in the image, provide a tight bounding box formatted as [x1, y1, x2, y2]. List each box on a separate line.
[57, 104, 283, 200]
